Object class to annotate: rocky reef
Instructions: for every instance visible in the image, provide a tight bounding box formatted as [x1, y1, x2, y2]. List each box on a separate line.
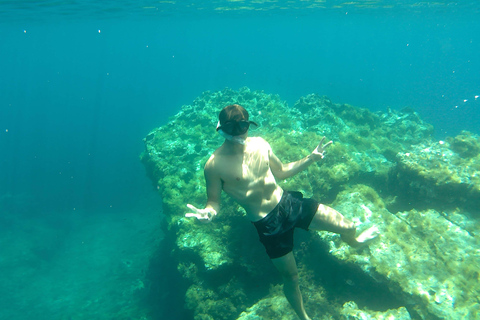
[141, 87, 480, 319]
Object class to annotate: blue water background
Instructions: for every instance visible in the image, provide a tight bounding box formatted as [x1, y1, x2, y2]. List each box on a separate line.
[1, 3, 480, 212]
[0, 1, 479, 318]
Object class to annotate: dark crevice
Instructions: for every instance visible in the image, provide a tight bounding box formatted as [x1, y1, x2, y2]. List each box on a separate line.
[144, 219, 193, 320]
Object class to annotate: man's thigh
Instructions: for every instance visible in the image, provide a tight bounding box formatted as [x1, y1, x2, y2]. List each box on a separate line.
[308, 204, 355, 234]
[271, 252, 298, 279]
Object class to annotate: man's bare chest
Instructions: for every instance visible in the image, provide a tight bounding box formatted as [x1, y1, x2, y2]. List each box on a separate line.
[217, 150, 270, 184]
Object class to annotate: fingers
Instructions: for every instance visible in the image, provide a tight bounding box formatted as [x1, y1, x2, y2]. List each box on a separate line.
[185, 212, 208, 219]
[187, 204, 198, 212]
[318, 137, 333, 149]
[186, 204, 210, 220]
[324, 140, 333, 148]
[186, 213, 210, 221]
[315, 138, 333, 155]
[186, 204, 201, 219]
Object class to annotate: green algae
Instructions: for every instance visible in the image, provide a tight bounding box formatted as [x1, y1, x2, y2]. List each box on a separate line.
[141, 87, 480, 319]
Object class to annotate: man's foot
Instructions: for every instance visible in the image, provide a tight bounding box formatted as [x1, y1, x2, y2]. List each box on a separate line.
[341, 225, 379, 248]
[355, 225, 379, 245]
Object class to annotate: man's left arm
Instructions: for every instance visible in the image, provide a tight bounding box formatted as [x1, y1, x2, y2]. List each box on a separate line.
[269, 137, 332, 180]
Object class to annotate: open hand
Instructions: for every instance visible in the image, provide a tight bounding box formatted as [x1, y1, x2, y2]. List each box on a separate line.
[185, 204, 216, 221]
[309, 136, 333, 162]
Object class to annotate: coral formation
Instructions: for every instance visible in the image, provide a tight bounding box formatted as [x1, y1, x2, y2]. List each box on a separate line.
[141, 87, 480, 319]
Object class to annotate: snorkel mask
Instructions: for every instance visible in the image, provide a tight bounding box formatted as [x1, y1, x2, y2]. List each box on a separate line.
[216, 120, 258, 145]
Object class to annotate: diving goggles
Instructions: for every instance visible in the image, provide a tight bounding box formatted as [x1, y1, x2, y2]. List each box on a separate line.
[216, 120, 258, 136]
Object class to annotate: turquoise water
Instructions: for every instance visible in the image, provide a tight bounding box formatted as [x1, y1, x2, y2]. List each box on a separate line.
[1, 1, 479, 319]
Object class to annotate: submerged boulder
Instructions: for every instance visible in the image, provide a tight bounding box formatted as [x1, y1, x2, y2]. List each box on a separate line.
[391, 133, 480, 213]
[141, 87, 479, 319]
[448, 130, 480, 158]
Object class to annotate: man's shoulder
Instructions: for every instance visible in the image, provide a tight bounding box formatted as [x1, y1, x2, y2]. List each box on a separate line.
[205, 146, 226, 170]
[205, 152, 217, 167]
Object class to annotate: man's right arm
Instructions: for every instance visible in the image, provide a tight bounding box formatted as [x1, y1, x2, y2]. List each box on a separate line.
[185, 156, 222, 221]
[204, 159, 222, 217]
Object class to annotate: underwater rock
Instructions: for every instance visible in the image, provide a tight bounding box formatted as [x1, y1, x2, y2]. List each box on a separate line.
[340, 301, 411, 320]
[319, 185, 480, 319]
[447, 130, 480, 158]
[236, 290, 296, 320]
[391, 134, 480, 213]
[141, 87, 479, 319]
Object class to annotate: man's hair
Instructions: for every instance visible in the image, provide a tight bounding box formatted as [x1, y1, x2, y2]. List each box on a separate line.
[219, 104, 249, 125]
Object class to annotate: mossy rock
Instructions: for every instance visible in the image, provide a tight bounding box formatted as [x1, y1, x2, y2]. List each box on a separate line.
[389, 138, 480, 213]
[447, 130, 480, 158]
[141, 87, 475, 319]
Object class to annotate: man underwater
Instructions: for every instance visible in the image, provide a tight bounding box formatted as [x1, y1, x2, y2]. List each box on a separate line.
[186, 104, 378, 320]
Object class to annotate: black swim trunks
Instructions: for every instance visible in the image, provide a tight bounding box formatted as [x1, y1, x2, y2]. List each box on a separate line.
[253, 190, 319, 259]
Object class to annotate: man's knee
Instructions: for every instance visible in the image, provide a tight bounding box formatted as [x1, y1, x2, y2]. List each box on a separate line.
[341, 225, 356, 237]
[281, 270, 299, 284]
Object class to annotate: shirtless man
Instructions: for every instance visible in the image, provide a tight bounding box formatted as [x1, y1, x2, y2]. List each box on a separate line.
[186, 104, 377, 320]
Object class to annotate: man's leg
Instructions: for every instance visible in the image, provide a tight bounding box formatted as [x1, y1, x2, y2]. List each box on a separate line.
[308, 204, 377, 247]
[271, 252, 311, 320]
